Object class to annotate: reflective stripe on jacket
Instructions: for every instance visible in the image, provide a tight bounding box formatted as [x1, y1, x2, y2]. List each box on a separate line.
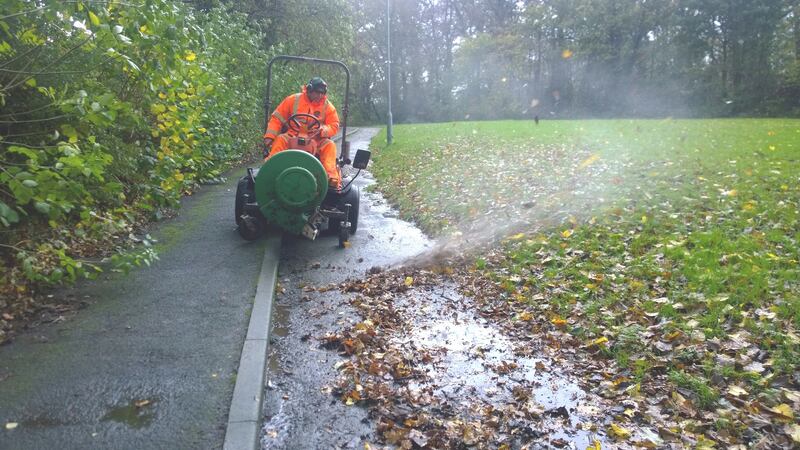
[263, 86, 339, 140]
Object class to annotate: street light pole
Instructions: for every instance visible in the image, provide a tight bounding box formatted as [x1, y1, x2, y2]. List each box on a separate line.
[386, 0, 393, 145]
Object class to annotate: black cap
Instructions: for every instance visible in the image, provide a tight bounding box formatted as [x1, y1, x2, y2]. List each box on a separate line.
[307, 77, 327, 94]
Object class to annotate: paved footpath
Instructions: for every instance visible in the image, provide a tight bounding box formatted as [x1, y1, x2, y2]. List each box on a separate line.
[0, 164, 269, 450]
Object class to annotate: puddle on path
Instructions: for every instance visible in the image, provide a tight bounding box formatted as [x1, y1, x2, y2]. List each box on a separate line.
[271, 302, 290, 339]
[19, 415, 68, 429]
[394, 286, 611, 448]
[101, 399, 157, 429]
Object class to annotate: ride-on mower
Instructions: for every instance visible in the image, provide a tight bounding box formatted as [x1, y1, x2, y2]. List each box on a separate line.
[234, 56, 370, 247]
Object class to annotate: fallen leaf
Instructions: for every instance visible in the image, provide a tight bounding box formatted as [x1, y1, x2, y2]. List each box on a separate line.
[408, 429, 429, 447]
[727, 386, 748, 397]
[609, 422, 631, 439]
[770, 403, 794, 421]
[404, 276, 413, 287]
[585, 336, 608, 348]
[787, 423, 800, 443]
[5, 422, 18, 430]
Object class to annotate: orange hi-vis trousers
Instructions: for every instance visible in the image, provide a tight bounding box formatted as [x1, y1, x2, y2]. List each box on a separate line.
[267, 133, 341, 189]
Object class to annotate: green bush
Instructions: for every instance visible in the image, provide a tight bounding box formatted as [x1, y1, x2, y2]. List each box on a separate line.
[0, 1, 268, 301]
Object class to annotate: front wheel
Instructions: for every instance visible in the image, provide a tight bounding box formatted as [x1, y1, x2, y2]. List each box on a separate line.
[338, 225, 349, 248]
[340, 185, 360, 234]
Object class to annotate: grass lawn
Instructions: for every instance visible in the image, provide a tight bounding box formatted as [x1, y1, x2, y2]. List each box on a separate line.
[369, 118, 800, 443]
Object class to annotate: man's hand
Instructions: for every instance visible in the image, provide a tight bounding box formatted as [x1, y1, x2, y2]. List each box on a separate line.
[263, 137, 274, 159]
[308, 128, 322, 139]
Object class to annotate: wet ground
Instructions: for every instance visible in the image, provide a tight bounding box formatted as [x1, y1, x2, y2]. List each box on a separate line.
[260, 128, 656, 449]
[260, 128, 433, 449]
[383, 285, 614, 448]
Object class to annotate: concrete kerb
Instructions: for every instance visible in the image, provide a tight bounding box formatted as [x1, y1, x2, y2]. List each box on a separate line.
[223, 234, 280, 450]
[222, 129, 359, 450]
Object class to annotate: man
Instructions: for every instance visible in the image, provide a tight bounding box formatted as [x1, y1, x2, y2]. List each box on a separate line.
[263, 77, 341, 189]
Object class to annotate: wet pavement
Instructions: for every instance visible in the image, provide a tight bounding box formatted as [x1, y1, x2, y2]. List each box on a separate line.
[394, 286, 611, 449]
[0, 165, 267, 450]
[260, 128, 433, 449]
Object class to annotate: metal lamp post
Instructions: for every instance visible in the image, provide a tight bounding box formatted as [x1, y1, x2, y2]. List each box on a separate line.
[386, 0, 393, 145]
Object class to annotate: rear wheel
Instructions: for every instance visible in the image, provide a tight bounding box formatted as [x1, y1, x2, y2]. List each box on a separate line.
[238, 215, 263, 241]
[234, 176, 250, 226]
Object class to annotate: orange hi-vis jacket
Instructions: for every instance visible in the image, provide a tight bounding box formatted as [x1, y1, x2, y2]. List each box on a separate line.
[263, 86, 339, 141]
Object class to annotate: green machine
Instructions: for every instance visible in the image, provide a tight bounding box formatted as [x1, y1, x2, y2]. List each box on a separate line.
[234, 56, 370, 247]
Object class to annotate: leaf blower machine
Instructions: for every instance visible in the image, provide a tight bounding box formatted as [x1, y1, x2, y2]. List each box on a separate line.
[234, 56, 370, 248]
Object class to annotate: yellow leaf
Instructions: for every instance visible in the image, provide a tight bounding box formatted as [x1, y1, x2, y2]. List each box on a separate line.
[562, 49, 573, 59]
[185, 51, 197, 61]
[641, 215, 647, 224]
[198, 127, 207, 133]
[509, 232, 525, 241]
[769, 145, 776, 151]
[727, 385, 748, 397]
[609, 423, 631, 439]
[174, 172, 184, 182]
[586, 439, 601, 450]
[5, 422, 18, 430]
[88, 11, 100, 26]
[788, 423, 800, 443]
[586, 336, 608, 348]
[561, 229, 573, 238]
[771, 403, 794, 421]
[782, 184, 789, 191]
[345, 397, 354, 406]
[578, 153, 600, 169]
[139, 24, 148, 33]
[518, 311, 533, 321]
[404, 276, 413, 287]
[551, 317, 567, 328]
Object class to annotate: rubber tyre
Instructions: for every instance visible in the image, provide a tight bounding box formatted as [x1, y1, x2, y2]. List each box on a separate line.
[340, 185, 359, 234]
[338, 225, 349, 248]
[235, 176, 249, 226]
[238, 215, 263, 241]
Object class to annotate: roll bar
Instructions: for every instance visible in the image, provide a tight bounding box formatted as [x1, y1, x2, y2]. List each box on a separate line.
[265, 55, 351, 164]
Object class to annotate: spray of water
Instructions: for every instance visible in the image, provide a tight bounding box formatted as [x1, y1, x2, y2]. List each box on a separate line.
[394, 142, 622, 270]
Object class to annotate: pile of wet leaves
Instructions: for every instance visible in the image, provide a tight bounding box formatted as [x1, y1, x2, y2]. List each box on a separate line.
[314, 260, 799, 449]
[319, 267, 667, 449]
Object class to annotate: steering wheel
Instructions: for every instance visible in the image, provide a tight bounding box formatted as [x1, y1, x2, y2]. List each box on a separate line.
[287, 113, 321, 133]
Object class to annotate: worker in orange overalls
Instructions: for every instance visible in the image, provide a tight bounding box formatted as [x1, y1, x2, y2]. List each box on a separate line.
[263, 77, 341, 189]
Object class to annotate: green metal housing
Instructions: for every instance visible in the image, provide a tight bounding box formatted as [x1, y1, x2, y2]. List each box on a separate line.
[254, 150, 328, 235]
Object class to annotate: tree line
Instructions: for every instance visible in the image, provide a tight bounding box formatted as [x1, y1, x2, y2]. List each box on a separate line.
[1, 0, 797, 311]
[352, 0, 800, 122]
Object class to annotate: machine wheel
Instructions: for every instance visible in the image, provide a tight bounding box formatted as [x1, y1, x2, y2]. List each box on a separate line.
[238, 215, 263, 241]
[340, 185, 360, 234]
[234, 176, 250, 226]
[338, 225, 349, 248]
